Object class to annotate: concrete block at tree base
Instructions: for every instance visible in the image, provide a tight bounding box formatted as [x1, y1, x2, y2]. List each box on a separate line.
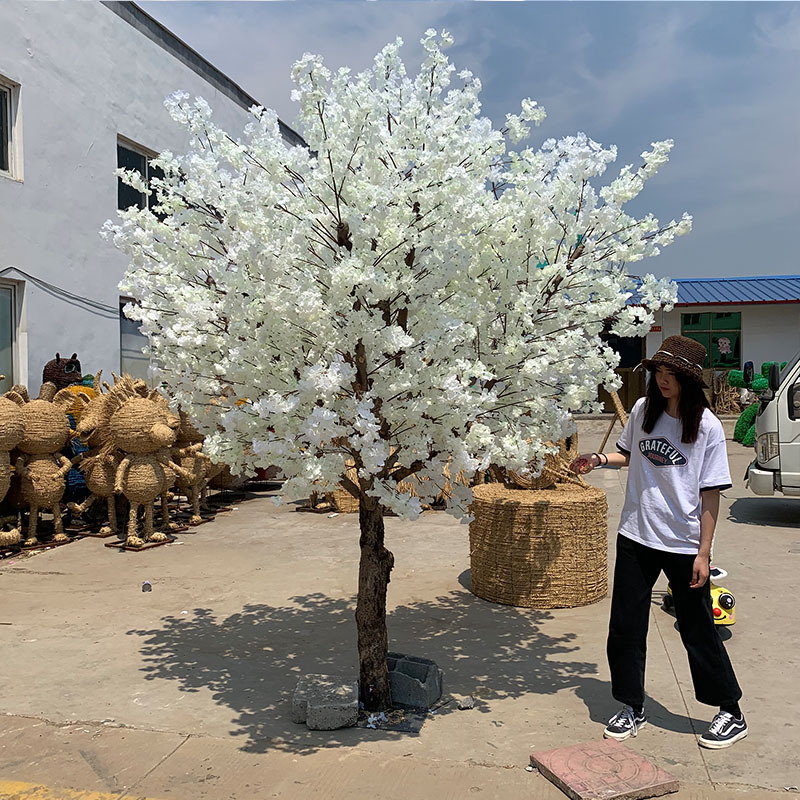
[292, 674, 359, 730]
[291, 674, 316, 724]
[307, 688, 359, 731]
[387, 652, 443, 709]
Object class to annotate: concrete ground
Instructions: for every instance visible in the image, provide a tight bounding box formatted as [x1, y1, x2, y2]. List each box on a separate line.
[0, 417, 798, 799]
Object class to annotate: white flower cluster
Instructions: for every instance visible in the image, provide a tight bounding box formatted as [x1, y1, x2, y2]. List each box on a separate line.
[107, 32, 690, 521]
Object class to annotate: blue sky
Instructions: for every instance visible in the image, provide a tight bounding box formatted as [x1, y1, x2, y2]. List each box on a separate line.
[140, 1, 800, 280]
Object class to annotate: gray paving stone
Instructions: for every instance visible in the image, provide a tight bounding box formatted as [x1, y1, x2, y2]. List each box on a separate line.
[292, 673, 359, 730]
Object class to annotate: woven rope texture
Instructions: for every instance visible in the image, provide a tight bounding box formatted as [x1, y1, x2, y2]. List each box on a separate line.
[469, 482, 607, 609]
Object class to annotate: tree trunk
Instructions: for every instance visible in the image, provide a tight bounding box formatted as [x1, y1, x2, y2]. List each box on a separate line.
[355, 496, 395, 711]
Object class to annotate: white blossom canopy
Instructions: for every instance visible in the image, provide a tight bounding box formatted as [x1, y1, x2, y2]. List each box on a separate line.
[107, 31, 688, 519]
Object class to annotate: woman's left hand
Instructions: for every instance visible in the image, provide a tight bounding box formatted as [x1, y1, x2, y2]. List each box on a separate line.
[690, 555, 710, 588]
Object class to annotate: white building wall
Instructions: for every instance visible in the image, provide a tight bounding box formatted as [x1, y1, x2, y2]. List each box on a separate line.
[645, 304, 800, 369]
[0, 1, 288, 391]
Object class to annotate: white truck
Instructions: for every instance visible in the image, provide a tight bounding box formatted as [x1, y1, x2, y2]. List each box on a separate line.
[746, 353, 800, 497]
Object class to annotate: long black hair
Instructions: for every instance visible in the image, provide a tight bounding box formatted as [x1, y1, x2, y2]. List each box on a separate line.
[642, 367, 709, 444]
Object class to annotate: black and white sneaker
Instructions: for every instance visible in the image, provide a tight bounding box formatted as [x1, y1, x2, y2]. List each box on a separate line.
[604, 705, 647, 741]
[699, 711, 748, 749]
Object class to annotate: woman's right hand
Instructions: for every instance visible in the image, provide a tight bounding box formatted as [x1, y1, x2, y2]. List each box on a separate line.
[569, 453, 600, 475]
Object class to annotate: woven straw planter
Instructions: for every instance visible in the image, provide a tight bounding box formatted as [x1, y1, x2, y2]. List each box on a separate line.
[434, 460, 472, 504]
[331, 487, 360, 513]
[469, 482, 607, 609]
[328, 461, 437, 514]
[208, 464, 236, 489]
[504, 434, 579, 490]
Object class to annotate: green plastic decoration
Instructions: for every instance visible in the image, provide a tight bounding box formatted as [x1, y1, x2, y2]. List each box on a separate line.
[760, 361, 788, 378]
[729, 360, 789, 447]
[734, 403, 758, 443]
[728, 370, 746, 388]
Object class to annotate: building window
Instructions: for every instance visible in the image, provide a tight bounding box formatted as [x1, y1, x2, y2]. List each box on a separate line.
[119, 300, 151, 382]
[0, 284, 17, 393]
[0, 76, 21, 179]
[0, 86, 9, 173]
[117, 138, 165, 213]
[681, 311, 741, 369]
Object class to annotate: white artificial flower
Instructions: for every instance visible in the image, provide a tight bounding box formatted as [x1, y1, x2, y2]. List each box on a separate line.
[108, 30, 690, 519]
[520, 98, 547, 126]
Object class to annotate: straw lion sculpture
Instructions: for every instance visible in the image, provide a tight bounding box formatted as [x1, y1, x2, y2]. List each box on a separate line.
[0, 380, 26, 546]
[98, 376, 190, 547]
[9, 382, 85, 546]
[173, 411, 219, 526]
[67, 371, 122, 535]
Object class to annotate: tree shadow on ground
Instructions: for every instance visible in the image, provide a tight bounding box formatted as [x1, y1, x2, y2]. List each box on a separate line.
[128, 585, 601, 755]
[727, 497, 800, 528]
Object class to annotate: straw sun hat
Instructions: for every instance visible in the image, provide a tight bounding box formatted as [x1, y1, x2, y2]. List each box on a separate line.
[639, 334, 708, 388]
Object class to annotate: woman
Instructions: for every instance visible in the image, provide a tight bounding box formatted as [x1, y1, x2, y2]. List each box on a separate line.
[571, 335, 746, 749]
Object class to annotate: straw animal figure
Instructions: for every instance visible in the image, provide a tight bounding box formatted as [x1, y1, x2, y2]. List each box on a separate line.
[0, 378, 26, 546]
[98, 376, 189, 547]
[9, 382, 86, 546]
[172, 411, 218, 525]
[149, 390, 186, 532]
[113, 378, 185, 532]
[72, 373, 178, 534]
[41, 352, 83, 390]
[200, 460, 226, 511]
[66, 371, 121, 535]
[2, 384, 29, 521]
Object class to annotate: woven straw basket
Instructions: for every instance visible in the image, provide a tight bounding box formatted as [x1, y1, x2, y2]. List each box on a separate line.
[329, 461, 361, 513]
[331, 486, 361, 513]
[469, 482, 607, 609]
[329, 458, 429, 514]
[504, 434, 579, 490]
[437, 460, 471, 504]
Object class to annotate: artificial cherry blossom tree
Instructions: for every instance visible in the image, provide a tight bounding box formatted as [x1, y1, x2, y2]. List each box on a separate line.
[107, 31, 688, 710]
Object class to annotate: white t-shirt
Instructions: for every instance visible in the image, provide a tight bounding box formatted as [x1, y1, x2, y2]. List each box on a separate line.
[616, 398, 732, 554]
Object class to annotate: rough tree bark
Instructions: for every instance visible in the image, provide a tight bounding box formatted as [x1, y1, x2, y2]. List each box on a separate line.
[355, 494, 395, 711]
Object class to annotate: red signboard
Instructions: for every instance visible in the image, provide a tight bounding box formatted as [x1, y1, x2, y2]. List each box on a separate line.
[650, 325, 662, 333]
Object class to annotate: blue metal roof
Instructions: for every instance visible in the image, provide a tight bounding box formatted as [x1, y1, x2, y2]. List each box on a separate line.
[674, 275, 800, 305]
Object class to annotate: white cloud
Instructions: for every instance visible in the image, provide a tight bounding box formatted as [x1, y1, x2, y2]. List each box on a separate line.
[755, 5, 800, 52]
[137, 1, 800, 279]
[538, 6, 714, 132]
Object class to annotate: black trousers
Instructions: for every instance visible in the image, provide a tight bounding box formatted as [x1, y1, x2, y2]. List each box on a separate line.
[607, 533, 742, 709]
